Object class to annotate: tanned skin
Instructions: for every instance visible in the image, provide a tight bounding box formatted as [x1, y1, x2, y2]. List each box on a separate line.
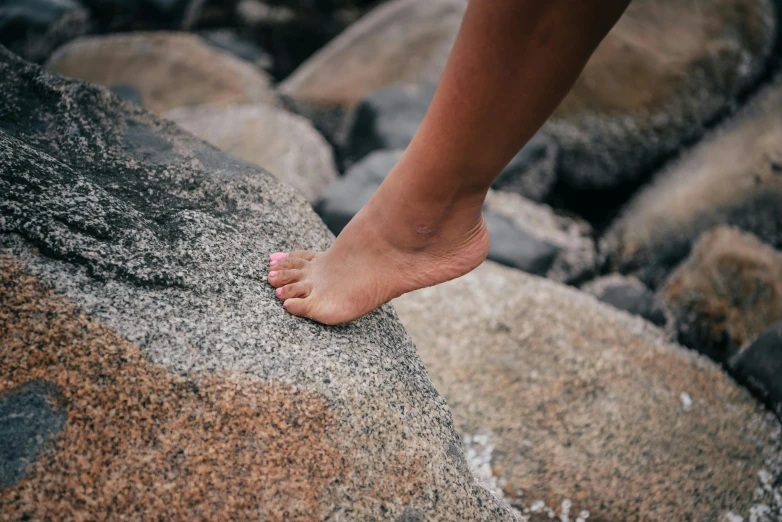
[268, 0, 631, 324]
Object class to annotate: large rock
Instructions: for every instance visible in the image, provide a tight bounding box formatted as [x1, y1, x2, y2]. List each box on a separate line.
[393, 261, 782, 522]
[46, 32, 277, 114]
[165, 103, 338, 203]
[0, 48, 514, 521]
[731, 322, 782, 422]
[343, 83, 558, 201]
[660, 226, 782, 362]
[0, 0, 92, 63]
[602, 74, 782, 288]
[546, 0, 776, 190]
[279, 0, 467, 107]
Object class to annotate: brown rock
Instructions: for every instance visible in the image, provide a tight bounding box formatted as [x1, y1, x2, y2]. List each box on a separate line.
[46, 32, 277, 114]
[278, 0, 467, 107]
[547, 0, 775, 190]
[601, 72, 782, 288]
[165, 103, 338, 203]
[661, 226, 782, 362]
[394, 261, 782, 522]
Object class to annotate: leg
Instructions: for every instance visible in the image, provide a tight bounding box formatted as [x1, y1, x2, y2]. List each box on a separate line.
[269, 0, 630, 324]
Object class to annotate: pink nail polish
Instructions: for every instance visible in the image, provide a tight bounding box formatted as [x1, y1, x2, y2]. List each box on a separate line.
[282, 302, 287, 309]
[270, 252, 288, 261]
[270, 259, 277, 266]
[269, 271, 277, 277]
[276, 288, 283, 296]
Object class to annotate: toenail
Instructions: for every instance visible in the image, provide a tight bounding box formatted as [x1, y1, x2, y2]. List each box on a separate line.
[270, 252, 288, 261]
[276, 287, 283, 296]
[282, 301, 287, 309]
[269, 271, 277, 277]
[270, 259, 277, 266]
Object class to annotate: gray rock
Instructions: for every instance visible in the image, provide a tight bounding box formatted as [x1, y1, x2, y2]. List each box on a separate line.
[0, 48, 514, 520]
[164, 103, 338, 203]
[659, 226, 782, 362]
[47, 32, 278, 114]
[730, 322, 782, 422]
[344, 84, 557, 201]
[0, 381, 67, 488]
[0, 0, 92, 63]
[484, 190, 596, 284]
[545, 0, 776, 190]
[316, 149, 403, 233]
[197, 29, 273, 70]
[109, 83, 144, 106]
[582, 274, 673, 332]
[393, 260, 782, 522]
[601, 73, 782, 288]
[279, 0, 467, 107]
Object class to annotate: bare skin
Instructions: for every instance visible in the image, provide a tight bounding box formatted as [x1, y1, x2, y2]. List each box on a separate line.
[269, 0, 630, 325]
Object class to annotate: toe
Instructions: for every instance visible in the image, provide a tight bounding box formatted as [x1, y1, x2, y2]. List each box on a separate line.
[288, 250, 317, 261]
[276, 282, 311, 300]
[270, 257, 308, 270]
[282, 297, 312, 317]
[267, 269, 303, 287]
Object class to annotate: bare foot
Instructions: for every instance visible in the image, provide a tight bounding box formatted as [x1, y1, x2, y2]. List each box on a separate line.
[267, 179, 490, 325]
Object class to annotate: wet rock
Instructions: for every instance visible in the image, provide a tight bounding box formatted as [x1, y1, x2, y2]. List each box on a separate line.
[343, 83, 557, 201]
[484, 190, 596, 284]
[279, 0, 467, 107]
[0, 0, 92, 63]
[582, 274, 672, 331]
[0, 48, 514, 521]
[46, 32, 277, 114]
[660, 227, 782, 362]
[165, 103, 338, 203]
[601, 73, 782, 288]
[394, 260, 782, 522]
[730, 322, 782, 422]
[546, 0, 776, 190]
[315, 149, 402, 233]
[0, 381, 67, 488]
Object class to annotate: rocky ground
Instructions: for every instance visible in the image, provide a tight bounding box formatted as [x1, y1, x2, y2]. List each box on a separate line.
[1, 0, 782, 520]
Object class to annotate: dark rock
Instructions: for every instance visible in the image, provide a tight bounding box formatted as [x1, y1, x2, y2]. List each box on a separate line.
[0, 47, 513, 520]
[546, 0, 776, 191]
[394, 261, 782, 521]
[484, 190, 596, 284]
[197, 29, 273, 70]
[0, 381, 67, 488]
[0, 0, 92, 63]
[316, 149, 402, 233]
[344, 84, 557, 200]
[730, 322, 782, 422]
[46, 32, 277, 114]
[582, 274, 671, 330]
[660, 226, 782, 362]
[80, 0, 192, 31]
[109, 83, 144, 106]
[484, 212, 560, 277]
[602, 73, 782, 289]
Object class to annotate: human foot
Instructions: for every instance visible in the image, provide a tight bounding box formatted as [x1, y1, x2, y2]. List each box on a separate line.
[266, 191, 490, 325]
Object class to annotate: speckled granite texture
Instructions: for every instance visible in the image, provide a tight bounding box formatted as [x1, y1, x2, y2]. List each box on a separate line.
[394, 261, 782, 522]
[0, 48, 515, 521]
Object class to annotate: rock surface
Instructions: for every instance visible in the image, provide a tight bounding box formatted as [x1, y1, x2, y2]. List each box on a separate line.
[660, 227, 782, 362]
[602, 73, 782, 288]
[0, 48, 514, 521]
[165, 103, 338, 203]
[582, 273, 672, 331]
[0, 0, 92, 63]
[731, 322, 782, 422]
[343, 83, 557, 201]
[484, 190, 596, 284]
[394, 261, 782, 522]
[46, 32, 277, 114]
[279, 0, 467, 107]
[546, 0, 776, 190]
